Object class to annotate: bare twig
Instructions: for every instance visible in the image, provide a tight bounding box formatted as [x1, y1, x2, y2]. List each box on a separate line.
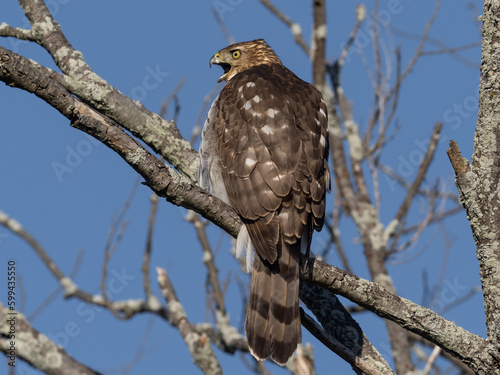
[28, 249, 85, 321]
[0, 209, 171, 321]
[389, 122, 443, 252]
[159, 77, 186, 121]
[437, 286, 481, 316]
[409, 333, 475, 375]
[387, 0, 442, 100]
[258, 0, 310, 56]
[421, 346, 441, 375]
[156, 267, 223, 375]
[394, 122, 442, 223]
[0, 210, 72, 291]
[331, 195, 353, 273]
[186, 212, 226, 314]
[212, 6, 236, 44]
[372, 0, 383, 100]
[366, 45, 402, 158]
[399, 206, 462, 235]
[377, 163, 460, 204]
[337, 5, 367, 68]
[366, 0, 441, 159]
[142, 193, 159, 299]
[391, 25, 480, 69]
[256, 361, 272, 375]
[192, 85, 222, 145]
[120, 316, 156, 375]
[100, 180, 139, 319]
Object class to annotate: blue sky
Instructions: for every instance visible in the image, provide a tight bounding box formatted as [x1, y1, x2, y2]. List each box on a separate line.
[0, 1, 484, 374]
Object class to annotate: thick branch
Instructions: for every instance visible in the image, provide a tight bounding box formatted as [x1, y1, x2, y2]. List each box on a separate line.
[312, 0, 326, 87]
[9, 0, 199, 180]
[300, 284, 395, 374]
[468, 0, 500, 345]
[300, 311, 390, 375]
[0, 304, 102, 375]
[0, 46, 242, 238]
[300, 258, 493, 373]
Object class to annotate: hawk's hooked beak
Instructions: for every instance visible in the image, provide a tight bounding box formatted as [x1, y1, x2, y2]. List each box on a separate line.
[210, 53, 231, 83]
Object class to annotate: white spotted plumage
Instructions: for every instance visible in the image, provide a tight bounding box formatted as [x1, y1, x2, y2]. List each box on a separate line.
[201, 39, 330, 366]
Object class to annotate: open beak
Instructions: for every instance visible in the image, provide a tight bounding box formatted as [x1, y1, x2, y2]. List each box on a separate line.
[209, 54, 231, 83]
[209, 55, 221, 68]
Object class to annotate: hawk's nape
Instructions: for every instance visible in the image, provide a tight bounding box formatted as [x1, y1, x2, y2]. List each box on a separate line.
[199, 39, 330, 365]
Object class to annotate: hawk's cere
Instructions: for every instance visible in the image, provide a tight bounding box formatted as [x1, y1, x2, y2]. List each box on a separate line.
[199, 39, 330, 365]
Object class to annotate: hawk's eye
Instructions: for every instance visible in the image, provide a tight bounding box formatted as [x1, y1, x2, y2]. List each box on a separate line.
[232, 50, 241, 59]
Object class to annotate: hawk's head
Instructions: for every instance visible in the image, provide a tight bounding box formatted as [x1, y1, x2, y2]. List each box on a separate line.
[209, 39, 282, 83]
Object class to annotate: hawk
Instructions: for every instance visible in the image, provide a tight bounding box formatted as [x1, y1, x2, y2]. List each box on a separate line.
[199, 39, 330, 365]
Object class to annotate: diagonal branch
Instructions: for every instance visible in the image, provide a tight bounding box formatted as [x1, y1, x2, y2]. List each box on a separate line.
[300, 311, 391, 375]
[394, 122, 443, 225]
[300, 257, 492, 373]
[4, 0, 199, 180]
[0, 304, 102, 375]
[258, 0, 310, 56]
[156, 267, 223, 375]
[300, 283, 395, 374]
[388, 122, 443, 252]
[0, 46, 242, 238]
[186, 212, 226, 315]
[386, 0, 441, 101]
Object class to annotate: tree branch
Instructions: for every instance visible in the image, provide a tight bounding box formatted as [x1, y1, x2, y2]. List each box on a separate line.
[156, 267, 223, 375]
[466, 0, 500, 345]
[389, 122, 443, 251]
[312, 0, 326, 87]
[5, 0, 199, 180]
[0, 46, 242, 238]
[300, 257, 493, 373]
[300, 284, 395, 374]
[258, 0, 310, 56]
[300, 310, 391, 375]
[0, 304, 102, 375]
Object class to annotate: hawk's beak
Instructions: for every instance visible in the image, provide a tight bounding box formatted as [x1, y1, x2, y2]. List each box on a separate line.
[210, 53, 231, 83]
[209, 54, 222, 68]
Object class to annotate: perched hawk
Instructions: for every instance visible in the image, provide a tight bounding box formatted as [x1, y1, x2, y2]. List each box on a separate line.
[199, 39, 330, 365]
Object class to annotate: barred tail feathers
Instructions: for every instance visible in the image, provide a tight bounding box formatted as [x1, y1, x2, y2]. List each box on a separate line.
[245, 239, 301, 365]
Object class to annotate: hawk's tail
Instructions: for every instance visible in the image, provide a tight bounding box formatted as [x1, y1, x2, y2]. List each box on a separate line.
[245, 239, 301, 366]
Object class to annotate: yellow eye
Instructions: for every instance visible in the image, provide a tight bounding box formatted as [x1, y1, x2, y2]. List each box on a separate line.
[232, 50, 241, 59]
